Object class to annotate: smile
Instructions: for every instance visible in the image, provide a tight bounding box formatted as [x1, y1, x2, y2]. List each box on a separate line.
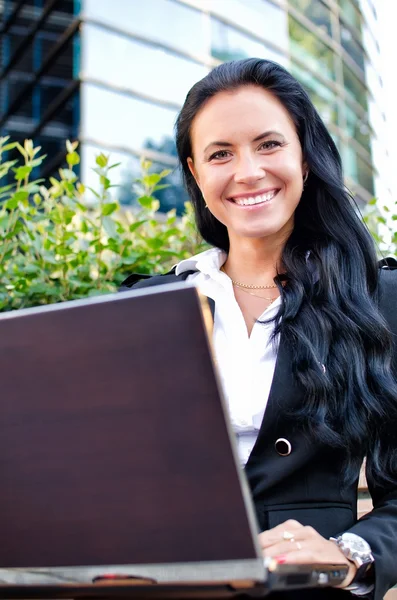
[228, 189, 279, 207]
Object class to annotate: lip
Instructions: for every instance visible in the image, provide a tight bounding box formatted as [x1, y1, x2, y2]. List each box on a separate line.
[226, 188, 280, 209]
[227, 187, 280, 201]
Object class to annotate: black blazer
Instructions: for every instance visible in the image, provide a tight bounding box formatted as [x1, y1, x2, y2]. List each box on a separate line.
[121, 264, 397, 600]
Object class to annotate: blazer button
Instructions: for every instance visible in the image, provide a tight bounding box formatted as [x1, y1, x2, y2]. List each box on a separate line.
[275, 438, 292, 456]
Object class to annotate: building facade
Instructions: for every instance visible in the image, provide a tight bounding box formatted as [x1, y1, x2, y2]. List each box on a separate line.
[0, 0, 392, 209]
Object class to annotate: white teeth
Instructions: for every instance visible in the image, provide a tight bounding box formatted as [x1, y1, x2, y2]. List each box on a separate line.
[233, 190, 277, 206]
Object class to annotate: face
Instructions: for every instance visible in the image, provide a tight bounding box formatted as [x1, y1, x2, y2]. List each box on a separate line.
[187, 85, 307, 245]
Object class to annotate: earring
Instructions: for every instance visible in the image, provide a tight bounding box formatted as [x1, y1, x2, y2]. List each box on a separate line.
[303, 172, 309, 185]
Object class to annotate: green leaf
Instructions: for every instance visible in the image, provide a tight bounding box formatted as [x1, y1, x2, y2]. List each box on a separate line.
[66, 140, 79, 153]
[67, 151, 80, 166]
[102, 215, 118, 238]
[138, 195, 155, 209]
[100, 175, 111, 189]
[96, 153, 108, 168]
[120, 253, 140, 265]
[5, 190, 28, 208]
[129, 220, 146, 233]
[59, 168, 77, 181]
[13, 165, 32, 180]
[143, 173, 162, 187]
[153, 183, 170, 192]
[102, 202, 118, 216]
[30, 155, 46, 168]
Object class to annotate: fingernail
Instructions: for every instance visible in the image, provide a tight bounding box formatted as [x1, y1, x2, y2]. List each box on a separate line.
[275, 555, 288, 564]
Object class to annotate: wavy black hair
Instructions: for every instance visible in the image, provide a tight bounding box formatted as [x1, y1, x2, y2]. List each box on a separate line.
[175, 58, 397, 485]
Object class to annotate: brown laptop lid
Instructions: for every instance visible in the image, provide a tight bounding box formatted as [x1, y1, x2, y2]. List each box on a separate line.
[0, 285, 258, 569]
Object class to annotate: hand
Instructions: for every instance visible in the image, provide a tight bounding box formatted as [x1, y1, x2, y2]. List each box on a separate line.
[258, 519, 357, 588]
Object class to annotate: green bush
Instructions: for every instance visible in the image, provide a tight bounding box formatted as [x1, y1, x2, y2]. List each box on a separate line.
[0, 137, 207, 311]
[0, 137, 395, 312]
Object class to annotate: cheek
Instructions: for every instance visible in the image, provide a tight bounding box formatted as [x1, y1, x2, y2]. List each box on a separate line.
[200, 169, 228, 198]
[273, 152, 303, 183]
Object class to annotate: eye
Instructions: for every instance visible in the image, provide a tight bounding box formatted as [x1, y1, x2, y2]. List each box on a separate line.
[258, 140, 282, 151]
[208, 150, 231, 161]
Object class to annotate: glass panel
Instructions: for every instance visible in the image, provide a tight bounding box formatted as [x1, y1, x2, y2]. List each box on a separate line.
[340, 22, 365, 71]
[208, 0, 288, 48]
[82, 23, 208, 106]
[290, 61, 338, 126]
[289, 0, 332, 38]
[5, 29, 32, 72]
[83, 0, 208, 58]
[356, 154, 374, 196]
[289, 16, 335, 82]
[338, 0, 362, 33]
[211, 18, 285, 63]
[45, 35, 75, 80]
[6, 74, 33, 118]
[342, 144, 374, 195]
[81, 144, 188, 213]
[81, 83, 178, 154]
[342, 63, 367, 110]
[344, 104, 371, 154]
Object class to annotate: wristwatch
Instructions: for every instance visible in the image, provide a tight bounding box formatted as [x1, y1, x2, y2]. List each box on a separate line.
[330, 532, 374, 586]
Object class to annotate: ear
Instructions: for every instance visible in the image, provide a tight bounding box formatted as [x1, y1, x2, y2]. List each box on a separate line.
[187, 157, 200, 188]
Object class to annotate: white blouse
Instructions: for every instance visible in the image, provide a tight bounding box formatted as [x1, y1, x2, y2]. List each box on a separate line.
[176, 247, 280, 466]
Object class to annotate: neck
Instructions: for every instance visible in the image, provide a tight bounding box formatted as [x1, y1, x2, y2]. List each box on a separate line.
[223, 235, 286, 285]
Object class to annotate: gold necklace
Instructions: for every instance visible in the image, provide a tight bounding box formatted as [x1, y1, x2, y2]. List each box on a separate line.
[221, 266, 277, 289]
[235, 285, 278, 303]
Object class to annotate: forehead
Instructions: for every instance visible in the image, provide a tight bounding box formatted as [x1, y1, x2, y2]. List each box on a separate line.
[190, 85, 298, 148]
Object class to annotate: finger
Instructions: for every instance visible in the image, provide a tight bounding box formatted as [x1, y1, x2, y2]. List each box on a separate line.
[258, 520, 303, 548]
[272, 550, 317, 564]
[263, 541, 305, 557]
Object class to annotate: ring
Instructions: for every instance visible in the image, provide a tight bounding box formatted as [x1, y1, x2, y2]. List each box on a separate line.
[282, 530, 295, 541]
[296, 542, 302, 550]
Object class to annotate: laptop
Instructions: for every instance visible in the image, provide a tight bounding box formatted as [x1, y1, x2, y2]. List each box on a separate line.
[0, 283, 347, 598]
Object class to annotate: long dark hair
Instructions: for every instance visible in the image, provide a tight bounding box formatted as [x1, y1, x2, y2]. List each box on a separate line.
[175, 58, 397, 485]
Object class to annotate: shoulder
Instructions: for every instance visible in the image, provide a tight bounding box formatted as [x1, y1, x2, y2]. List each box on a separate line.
[118, 247, 222, 292]
[119, 268, 196, 292]
[378, 258, 397, 298]
[378, 258, 397, 334]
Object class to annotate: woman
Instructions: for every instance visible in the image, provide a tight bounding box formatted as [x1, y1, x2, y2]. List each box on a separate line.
[121, 59, 397, 599]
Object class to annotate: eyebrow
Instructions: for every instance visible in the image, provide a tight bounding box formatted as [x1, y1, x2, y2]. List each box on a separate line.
[203, 130, 284, 154]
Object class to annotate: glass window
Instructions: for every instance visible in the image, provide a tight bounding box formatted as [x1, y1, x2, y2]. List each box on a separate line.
[338, 0, 362, 34]
[5, 29, 32, 73]
[81, 23, 208, 107]
[289, 16, 336, 82]
[83, 0, 209, 58]
[211, 18, 285, 64]
[81, 144, 188, 213]
[340, 22, 365, 71]
[289, 0, 332, 38]
[342, 144, 374, 195]
[6, 75, 33, 119]
[208, 0, 288, 48]
[81, 83, 178, 154]
[342, 63, 367, 110]
[344, 104, 371, 154]
[290, 61, 338, 126]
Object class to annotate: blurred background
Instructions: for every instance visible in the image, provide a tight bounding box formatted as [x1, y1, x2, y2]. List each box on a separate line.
[0, 0, 394, 213]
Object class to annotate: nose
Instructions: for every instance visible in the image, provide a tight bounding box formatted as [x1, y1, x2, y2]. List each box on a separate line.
[233, 152, 266, 185]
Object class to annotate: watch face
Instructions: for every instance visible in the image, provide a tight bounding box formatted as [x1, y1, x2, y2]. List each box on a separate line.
[341, 533, 371, 555]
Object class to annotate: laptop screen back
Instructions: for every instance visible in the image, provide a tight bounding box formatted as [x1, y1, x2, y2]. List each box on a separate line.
[0, 285, 259, 569]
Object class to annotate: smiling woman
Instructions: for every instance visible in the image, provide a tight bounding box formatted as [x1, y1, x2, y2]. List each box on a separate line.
[121, 59, 397, 600]
[186, 85, 306, 252]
